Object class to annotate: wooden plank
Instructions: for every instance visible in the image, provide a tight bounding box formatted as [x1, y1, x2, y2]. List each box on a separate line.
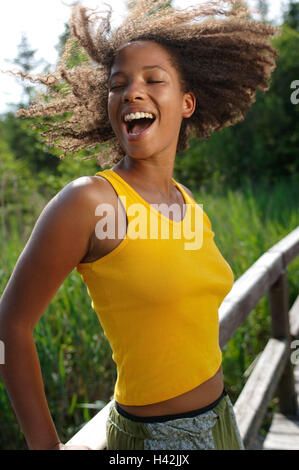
[65, 227, 299, 448]
[249, 433, 265, 450]
[267, 413, 299, 434]
[219, 251, 283, 348]
[219, 228, 299, 348]
[293, 363, 299, 397]
[66, 400, 113, 450]
[219, 268, 271, 348]
[263, 413, 299, 450]
[252, 250, 284, 287]
[269, 270, 291, 340]
[263, 435, 299, 451]
[234, 338, 289, 449]
[269, 271, 297, 415]
[268, 226, 299, 267]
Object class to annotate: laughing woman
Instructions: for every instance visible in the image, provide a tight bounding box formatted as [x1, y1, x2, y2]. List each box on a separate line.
[0, 0, 279, 450]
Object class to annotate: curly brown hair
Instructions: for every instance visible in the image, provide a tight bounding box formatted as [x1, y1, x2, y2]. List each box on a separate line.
[14, 0, 280, 168]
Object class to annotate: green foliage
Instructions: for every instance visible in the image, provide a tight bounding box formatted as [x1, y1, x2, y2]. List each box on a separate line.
[0, 22, 98, 177]
[283, 0, 299, 31]
[64, 38, 91, 69]
[256, 0, 269, 22]
[0, 176, 298, 449]
[0, 112, 60, 173]
[127, 0, 173, 14]
[33, 269, 117, 443]
[0, 142, 46, 250]
[13, 33, 43, 74]
[0, 31, 59, 174]
[10, 33, 46, 103]
[55, 23, 71, 58]
[174, 21, 299, 190]
[55, 22, 91, 68]
[0, 0, 298, 450]
[198, 176, 299, 401]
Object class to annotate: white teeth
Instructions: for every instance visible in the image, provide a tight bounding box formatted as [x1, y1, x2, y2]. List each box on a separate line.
[124, 112, 154, 122]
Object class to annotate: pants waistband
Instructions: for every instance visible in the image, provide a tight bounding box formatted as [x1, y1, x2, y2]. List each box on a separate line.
[115, 388, 227, 423]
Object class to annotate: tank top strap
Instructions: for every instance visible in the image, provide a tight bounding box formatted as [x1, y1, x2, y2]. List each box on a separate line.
[97, 169, 195, 205]
[95, 169, 149, 224]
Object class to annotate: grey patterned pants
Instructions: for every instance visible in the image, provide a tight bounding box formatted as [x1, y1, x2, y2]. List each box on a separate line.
[106, 390, 245, 450]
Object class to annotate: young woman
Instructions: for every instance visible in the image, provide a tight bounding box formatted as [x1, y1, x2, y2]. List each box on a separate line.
[0, 0, 279, 450]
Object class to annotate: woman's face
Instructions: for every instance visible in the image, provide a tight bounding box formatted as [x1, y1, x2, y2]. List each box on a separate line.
[108, 40, 195, 161]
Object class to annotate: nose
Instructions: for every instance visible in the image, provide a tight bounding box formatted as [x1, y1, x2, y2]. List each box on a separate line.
[121, 81, 144, 103]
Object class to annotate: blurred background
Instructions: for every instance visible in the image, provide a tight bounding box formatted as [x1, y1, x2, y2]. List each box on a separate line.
[0, 0, 298, 449]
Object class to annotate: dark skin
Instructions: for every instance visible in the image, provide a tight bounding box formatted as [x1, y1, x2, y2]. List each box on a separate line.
[0, 40, 223, 449]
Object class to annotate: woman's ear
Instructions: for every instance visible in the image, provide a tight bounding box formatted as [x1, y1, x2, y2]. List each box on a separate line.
[182, 91, 196, 119]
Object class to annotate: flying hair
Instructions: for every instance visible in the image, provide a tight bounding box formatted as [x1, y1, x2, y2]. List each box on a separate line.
[11, 0, 280, 168]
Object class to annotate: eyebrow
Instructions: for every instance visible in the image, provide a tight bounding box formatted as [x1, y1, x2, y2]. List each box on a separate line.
[109, 65, 168, 81]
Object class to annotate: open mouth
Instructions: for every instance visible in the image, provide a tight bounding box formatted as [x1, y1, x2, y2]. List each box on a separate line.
[123, 116, 156, 138]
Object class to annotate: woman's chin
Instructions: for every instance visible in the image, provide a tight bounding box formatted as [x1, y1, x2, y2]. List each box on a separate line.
[123, 147, 154, 160]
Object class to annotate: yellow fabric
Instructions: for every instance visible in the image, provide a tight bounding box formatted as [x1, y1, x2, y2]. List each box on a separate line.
[76, 169, 234, 406]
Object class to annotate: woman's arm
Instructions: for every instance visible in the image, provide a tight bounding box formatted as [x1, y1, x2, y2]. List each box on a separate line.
[0, 176, 102, 450]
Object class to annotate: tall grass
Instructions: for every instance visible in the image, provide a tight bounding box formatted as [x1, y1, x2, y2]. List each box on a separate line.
[0, 176, 298, 449]
[195, 176, 298, 395]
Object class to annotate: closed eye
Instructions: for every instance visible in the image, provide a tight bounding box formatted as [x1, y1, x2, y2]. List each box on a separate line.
[110, 81, 163, 91]
[110, 85, 124, 90]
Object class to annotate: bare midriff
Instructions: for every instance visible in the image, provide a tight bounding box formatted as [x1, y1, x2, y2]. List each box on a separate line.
[117, 364, 224, 417]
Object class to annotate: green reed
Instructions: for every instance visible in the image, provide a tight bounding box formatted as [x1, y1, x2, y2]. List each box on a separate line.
[196, 176, 298, 396]
[0, 176, 298, 449]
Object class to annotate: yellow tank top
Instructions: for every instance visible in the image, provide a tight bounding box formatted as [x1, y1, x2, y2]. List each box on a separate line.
[76, 169, 234, 406]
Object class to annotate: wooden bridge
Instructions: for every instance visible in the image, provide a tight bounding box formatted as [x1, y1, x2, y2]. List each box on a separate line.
[67, 226, 299, 450]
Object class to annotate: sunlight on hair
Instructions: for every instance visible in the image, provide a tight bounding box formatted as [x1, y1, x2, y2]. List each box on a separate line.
[9, 0, 280, 168]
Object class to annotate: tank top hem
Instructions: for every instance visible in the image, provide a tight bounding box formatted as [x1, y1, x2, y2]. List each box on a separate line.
[113, 356, 223, 407]
[75, 169, 234, 406]
[115, 388, 227, 422]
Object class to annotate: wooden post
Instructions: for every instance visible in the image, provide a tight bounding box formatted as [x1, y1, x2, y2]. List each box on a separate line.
[269, 269, 297, 415]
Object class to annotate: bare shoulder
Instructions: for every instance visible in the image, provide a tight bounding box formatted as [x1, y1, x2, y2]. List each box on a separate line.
[0, 175, 114, 331]
[44, 174, 116, 217]
[37, 174, 116, 248]
[52, 174, 111, 205]
[18, 173, 112, 272]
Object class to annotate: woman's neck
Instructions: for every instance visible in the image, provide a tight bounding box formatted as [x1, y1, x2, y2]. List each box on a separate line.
[112, 154, 177, 198]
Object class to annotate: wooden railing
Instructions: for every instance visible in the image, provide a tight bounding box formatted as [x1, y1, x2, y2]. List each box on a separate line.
[67, 226, 299, 450]
[220, 226, 299, 449]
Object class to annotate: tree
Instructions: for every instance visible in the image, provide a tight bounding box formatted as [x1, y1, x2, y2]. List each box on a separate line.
[1, 34, 59, 173]
[126, 0, 173, 15]
[174, 5, 299, 191]
[256, 0, 269, 22]
[10, 33, 45, 105]
[283, 0, 299, 31]
[55, 23, 71, 58]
